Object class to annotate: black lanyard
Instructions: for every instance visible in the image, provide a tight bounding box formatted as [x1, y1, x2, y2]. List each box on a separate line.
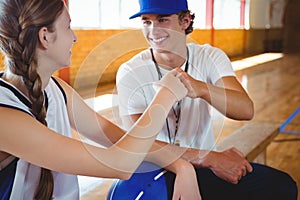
[150, 48, 189, 145]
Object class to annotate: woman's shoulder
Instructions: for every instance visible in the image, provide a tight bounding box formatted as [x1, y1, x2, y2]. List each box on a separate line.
[0, 78, 32, 116]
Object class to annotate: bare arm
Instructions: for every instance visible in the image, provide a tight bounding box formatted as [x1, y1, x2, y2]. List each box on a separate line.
[0, 71, 186, 180]
[0, 108, 128, 179]
[122, 114, 202, 199]
[123, 113, 252, 184]
[58, 72, 186, 177]
[177, 68, 254, 120]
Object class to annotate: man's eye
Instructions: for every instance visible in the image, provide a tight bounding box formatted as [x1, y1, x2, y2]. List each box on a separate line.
[159, 18, 168, 23]
[143, 21, 151, 25]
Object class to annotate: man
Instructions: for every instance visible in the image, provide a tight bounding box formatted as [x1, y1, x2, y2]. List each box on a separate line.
[115, 0, 298, 199]
[117, 0, 253, 182]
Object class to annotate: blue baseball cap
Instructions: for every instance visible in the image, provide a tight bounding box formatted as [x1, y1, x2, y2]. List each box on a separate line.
[129, 0, 188, 19]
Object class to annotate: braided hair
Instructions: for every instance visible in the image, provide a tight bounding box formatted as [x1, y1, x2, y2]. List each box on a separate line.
[0, 0, 64, 199]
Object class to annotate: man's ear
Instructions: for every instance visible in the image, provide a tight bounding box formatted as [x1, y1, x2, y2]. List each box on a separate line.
[181, 15, 191, 30]
[38, 27, 49, 49]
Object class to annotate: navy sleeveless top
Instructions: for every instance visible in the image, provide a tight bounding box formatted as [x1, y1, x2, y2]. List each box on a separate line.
[0, 158, 19, 200]
[0, 72, 67, 199]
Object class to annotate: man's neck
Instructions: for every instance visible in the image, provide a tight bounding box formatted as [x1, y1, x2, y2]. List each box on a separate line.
[152, 48, 187, 70]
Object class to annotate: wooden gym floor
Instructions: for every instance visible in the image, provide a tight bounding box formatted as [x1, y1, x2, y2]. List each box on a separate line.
[217, 53, 300, 200]
[79, 53, 300, 200]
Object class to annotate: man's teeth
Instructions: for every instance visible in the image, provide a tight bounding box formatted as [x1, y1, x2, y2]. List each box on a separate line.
[152, 37, 166, 43]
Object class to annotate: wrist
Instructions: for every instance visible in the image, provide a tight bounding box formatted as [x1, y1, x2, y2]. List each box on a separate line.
[167, 158, 193, 174]
[200, 150, 217, 169]
[197, 81, 209, 99]
[182, 148, 211, 168]
[162, 87, 178, 101]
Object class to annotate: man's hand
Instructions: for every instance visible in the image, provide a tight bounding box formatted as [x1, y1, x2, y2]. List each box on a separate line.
[183, 147, 253, 184]
[153, 68, 187, 101]
[175, 67, 205, 99]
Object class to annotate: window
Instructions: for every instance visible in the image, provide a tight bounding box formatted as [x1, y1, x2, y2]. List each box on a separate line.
[69, 0, 140, 29]
[214, 0, 242, 29]
[188, 0, 207, 29]
[249, 0, 285, 29]
[119, 0, 141, 28]
[244, 0, 250, 29]
[69, 0, 100, 28]
[69, 0, 250, 29]
[69, 0, 208, 29]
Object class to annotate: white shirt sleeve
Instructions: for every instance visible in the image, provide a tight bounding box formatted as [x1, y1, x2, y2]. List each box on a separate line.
[204, 44, 236, 85]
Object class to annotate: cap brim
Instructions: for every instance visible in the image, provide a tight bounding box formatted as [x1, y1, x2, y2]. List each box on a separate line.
[129, 8, 183, 19]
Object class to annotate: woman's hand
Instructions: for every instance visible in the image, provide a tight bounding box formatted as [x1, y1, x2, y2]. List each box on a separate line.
[171, 161, 202, 200]
[153, 69, 188, 101]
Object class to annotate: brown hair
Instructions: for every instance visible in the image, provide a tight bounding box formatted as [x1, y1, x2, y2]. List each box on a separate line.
[0, 0, 64, 199]
[178, 10, 195, 35]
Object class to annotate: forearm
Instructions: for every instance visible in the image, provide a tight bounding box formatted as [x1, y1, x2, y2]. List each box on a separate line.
[108, 87, 178, 173]
[196, 81, 253, 120]
[144, 140, 185, 169]
[144, 140, 210, 172]
[144, 141, 197, 180]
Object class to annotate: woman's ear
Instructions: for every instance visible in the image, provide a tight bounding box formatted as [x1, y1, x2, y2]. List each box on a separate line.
[38, 27, 49, 49]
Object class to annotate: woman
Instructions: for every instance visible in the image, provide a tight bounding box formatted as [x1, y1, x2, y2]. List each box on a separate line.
[0, 0, 198, 199]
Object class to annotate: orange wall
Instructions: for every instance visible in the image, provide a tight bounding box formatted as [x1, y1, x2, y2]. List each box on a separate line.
[70, 28, 270, 93]
[0, 28, 282, 93]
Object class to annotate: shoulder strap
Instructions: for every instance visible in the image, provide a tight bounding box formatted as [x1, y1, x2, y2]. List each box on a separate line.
[0, 155, 17, 171]
[0, 74, 32, 109]
[51, 77, 67, 105]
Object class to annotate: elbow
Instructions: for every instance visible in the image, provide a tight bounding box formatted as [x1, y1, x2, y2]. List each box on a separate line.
[229, 100, 254, 120]
[246, 110, 254, 120]
[244, 111, 254, 120]
[117, 172, 133, 180]
[106, 167, 135, 180]
[244, 100, 254, 120]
